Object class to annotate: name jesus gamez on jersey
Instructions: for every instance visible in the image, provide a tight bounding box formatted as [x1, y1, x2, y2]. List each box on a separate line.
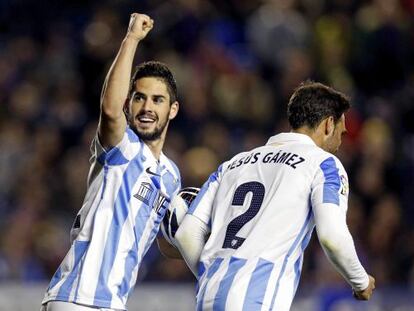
[228, 150, 306, 171]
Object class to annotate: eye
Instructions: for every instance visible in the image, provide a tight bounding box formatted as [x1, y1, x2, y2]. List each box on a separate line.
[134, 93, 145, 102]
[153, 96, 164, 104]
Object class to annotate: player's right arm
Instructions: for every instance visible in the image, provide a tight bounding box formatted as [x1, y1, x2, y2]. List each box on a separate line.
[98, 13, 153, 149]
[311, 156, 375, 300]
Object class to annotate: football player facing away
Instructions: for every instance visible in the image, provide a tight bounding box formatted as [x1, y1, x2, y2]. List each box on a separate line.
[41, 13, 182, 311]
[175, 81, 375, 311]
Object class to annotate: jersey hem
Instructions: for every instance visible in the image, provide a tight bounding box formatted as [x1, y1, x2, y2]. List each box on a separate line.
[42, 295, 126, 310]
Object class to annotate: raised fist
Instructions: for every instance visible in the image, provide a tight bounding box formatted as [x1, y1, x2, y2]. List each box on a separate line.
[127, 13, 154, 41]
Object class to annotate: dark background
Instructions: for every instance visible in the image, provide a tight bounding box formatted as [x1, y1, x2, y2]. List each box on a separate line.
[0, 0, 413, 295]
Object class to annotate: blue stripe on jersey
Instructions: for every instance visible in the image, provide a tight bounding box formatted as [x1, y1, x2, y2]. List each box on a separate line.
[100, 166, 109, 200]
[320, 157, 340, 205]
[93, 149, 144, 306]
[143, 200, 174, 257]
[293, 256, 302, 295]
[118, 243, 138, 300]
[140, 164, 178, 262]
[119, 165, 178, 300]
[105, 147, 129, 166]
[170, 161, 180, 180]
[151, 176, 160, 189]
[74, 242, 92, 302]
[213, 257, 247, 311]
[48, 265, 62, 292]
[118, 199, 149, 300]
[196, 262, 206, 294]
[97, 152, 106, 166]
[269, 209, 312, 310]
[126, 127, 140, 143]
[292, 227, 313, 296]
[188, 165, 222, 215]
[73, 161, 111, 301]
[139, 202, 158, 262]
[162, 171, 179, 195]
[242, 258, 274, 311]
[198, 262, 206, 280]
[197, 258, 224, 311]
[56, 241, 90, 301]
[141, 172, 179, 272]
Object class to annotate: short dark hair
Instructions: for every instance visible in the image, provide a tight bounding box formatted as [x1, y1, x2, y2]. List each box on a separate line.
[129, 61, 178, 103]
[287, 81, 350, 129]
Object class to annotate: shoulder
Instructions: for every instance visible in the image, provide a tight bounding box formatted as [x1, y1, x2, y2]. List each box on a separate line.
[314, 151, 348, 192]
[108, 126, 143, 151]
[318, 153, 346, 175]
[90, 127, 143, 165]
[304, 145, 346, 172]
[125, 127, 142, 144]
[115, 127, 144, 159]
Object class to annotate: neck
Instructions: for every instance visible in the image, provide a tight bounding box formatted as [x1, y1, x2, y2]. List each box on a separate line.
[293, 127, 323, 148]
[143, 127, 168, 160]
[144, 138, 164, 160]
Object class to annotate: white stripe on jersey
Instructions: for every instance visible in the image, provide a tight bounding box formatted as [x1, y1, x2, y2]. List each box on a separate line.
[43, 127, 181, 310]
[188, 132, 352, 311]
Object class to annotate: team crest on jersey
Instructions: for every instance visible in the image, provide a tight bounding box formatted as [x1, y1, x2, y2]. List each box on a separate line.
[340, 175, 349, 196]
[134, 182, 154, 205]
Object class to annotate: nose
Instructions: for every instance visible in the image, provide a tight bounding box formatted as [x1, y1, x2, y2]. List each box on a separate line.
[141, 98, 154, 111]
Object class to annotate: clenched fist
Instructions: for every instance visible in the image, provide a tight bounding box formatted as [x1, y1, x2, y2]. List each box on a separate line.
[127, 13, 154, 41]
[353, 275, 376, 301]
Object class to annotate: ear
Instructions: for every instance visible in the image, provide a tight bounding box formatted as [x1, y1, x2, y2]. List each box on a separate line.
[325, 116, 335, 136]
[169, 101, 179, 120]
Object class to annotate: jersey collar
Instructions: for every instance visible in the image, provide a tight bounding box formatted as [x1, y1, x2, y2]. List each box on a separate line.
[141, 141, 179, 180]
[266, 132, 316, 146]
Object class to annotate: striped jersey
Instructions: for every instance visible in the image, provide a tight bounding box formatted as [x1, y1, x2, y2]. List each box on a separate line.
[42, 127, 181, 310]
[188, 133, 352, 311]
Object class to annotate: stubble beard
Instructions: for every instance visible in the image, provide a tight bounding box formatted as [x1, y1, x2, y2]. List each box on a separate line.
[325, 130, 340, 154]
[130, 116, 169, 142]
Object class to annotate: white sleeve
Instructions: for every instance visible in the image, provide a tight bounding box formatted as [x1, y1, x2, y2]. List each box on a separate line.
[175, 214, 209, 277]
[312, 156, 369, 291]
[175, 164, 224, 277]
[187, 164, 224, 227]
[88, 128, 139, 186]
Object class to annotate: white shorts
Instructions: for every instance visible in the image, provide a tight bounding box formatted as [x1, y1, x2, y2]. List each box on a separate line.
[40, 301, 121, 311]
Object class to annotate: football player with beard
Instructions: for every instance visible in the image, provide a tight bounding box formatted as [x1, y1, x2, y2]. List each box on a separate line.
[41, 13, 182, 311]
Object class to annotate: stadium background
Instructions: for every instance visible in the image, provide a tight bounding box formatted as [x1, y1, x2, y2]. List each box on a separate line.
[1, 0, 414, 310]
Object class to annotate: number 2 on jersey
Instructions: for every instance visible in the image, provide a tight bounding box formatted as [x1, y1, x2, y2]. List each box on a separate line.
[222, 181, 265, 249]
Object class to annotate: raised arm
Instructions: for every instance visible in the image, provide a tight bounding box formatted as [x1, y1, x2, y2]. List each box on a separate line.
[98, 13, 153, 149]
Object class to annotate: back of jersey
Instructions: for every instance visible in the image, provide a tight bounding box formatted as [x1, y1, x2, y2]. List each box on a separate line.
[189, 133, 339, 311]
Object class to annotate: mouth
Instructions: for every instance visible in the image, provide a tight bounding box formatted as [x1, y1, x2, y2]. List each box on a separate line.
[136, 114, 157, 126]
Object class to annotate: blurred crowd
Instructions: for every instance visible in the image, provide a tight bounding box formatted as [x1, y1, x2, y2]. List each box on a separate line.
[1, 0, 414, 292]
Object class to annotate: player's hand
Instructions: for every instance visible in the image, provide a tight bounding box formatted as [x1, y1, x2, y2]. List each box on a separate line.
[127, 13, 154, 41]
[353, 275, 375, 300]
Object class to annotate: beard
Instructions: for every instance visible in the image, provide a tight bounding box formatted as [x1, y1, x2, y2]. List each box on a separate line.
[130, 113, 169, 141]
[324, 129, 340, 154]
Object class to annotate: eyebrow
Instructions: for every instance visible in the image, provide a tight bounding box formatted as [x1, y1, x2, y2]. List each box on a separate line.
[133, 91, 146, 98]
[152, 94, 167, 99]
[133, 92, 166, 99]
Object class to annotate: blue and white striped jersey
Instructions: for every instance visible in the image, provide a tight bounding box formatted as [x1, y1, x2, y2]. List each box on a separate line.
[188, 132, 367, 311]
[42, 127, 181, 310]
